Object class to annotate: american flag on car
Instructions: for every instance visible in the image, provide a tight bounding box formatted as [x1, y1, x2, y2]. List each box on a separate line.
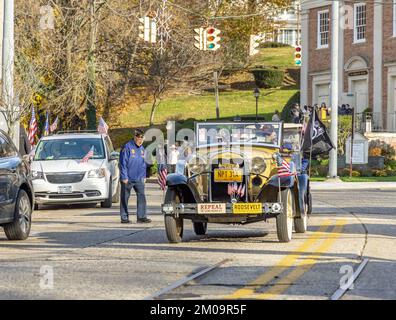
[277, 159, 295, 178]
[80, 146, 94, 163]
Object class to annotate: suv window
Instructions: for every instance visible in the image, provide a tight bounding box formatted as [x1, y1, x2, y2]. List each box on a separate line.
[0, 134, 17, 158]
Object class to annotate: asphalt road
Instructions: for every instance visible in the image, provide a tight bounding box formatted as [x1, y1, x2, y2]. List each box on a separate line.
[0, 183, 395, 300]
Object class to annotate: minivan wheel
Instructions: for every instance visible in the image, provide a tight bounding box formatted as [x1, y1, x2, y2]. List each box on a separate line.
[112, 180, 120, 203]
[4, 190, 32, 240]
[101, 179, 113, 208]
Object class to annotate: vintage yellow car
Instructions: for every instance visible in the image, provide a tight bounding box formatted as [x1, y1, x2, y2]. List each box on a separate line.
[161, 121, 311, 243]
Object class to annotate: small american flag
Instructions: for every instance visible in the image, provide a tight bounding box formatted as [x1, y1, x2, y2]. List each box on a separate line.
[44, 112, 50, 136]
[50, 116, 58, 133]
[97, 117, 109, 135]
[80, 146, 94, 163]
[277, 159, 295, 178]
[28, 107, 37, 145]
[158, 164, 168, 190]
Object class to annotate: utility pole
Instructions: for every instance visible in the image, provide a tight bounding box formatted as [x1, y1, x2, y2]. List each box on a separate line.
[1, 0, 18, 145]
[86, 0, 97, 130]
[329, 1, 339, 179]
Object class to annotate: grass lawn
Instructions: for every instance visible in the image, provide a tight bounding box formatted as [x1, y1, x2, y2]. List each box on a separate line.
[250, 47, 296, 69]
[311, 176, 396, 182]
[120, 88, 299, 128]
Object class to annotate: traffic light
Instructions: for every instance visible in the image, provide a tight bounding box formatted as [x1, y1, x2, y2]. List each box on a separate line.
[205, 27, 221, 51]
[194, 27, 204, 50]
[249, 34, 260, 56]
[294, 46, 302, 66]
[139, 16, 156, 43]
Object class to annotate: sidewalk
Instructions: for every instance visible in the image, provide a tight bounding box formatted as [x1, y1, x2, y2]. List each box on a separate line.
[311, 181, 396, 191]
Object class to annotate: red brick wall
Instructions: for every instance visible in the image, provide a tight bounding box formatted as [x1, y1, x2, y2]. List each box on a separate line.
[343, 1, 374, 109]
[307, 5, 331, 105]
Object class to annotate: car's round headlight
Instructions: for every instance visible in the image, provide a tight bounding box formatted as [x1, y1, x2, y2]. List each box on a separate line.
[251, 157, 266, 175]
[187, 155, 206, 175]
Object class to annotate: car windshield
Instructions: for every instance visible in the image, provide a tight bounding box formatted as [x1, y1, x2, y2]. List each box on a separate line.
[196, 122, 282, 147]
[282, 128, 302, 171]
[34, 138, 105, 161]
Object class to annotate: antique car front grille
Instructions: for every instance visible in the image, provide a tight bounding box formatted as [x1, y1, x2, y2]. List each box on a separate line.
[210, 159, 245, 202]
[46, 172, 85, 184]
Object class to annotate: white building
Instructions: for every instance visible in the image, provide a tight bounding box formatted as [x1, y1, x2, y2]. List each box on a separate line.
[272, 0, 301, 47]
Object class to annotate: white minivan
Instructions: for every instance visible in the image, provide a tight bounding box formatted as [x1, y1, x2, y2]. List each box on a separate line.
[31, 132, 120, 209]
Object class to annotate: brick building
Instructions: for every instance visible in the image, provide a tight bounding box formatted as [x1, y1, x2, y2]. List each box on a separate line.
[300, 0, 396, 134]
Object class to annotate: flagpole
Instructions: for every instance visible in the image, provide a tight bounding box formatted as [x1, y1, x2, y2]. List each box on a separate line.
[308, 106, 316, 178]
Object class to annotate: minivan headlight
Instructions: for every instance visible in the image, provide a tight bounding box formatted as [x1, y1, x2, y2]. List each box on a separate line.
[251, 157, 266, 175]
[31, 171, 44, 180]
[88, 168, 106, 178]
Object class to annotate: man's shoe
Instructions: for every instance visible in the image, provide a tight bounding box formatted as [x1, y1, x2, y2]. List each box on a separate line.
[137, 217, 152, 223]
[121, 220, 130, 224]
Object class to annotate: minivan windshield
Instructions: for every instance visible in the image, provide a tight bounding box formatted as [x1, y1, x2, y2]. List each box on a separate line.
[34, 138, 105, 161]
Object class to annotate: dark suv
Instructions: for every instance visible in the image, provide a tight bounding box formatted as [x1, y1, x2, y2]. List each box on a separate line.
[0, 129, 34, 240]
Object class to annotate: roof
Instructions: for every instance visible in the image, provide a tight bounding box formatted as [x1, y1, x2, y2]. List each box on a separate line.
[40, 132, 105, 141]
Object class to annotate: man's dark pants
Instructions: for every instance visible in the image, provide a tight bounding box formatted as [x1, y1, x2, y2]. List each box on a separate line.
[120, 179, 147, 221]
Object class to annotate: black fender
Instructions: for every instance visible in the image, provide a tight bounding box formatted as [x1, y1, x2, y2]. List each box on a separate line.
[166, 173, 201, 203]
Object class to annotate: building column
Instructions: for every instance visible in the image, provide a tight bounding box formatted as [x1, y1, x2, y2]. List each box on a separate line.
[300, 10, 309, 106]
[373, 1, 383, 117]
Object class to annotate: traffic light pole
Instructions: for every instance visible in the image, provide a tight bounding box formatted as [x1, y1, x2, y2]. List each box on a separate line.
[349, 108, 355, 178]
[214, 71, 220, 119]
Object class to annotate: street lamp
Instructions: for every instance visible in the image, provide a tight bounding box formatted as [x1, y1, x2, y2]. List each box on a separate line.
[254, 88, 260, 121]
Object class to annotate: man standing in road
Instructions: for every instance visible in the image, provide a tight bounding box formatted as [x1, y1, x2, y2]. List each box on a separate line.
[119, 129, 151, 224]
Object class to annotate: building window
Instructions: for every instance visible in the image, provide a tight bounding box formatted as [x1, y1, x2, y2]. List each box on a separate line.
[393, 0, 396, 37]
[317, 10, 329, 49]
[354, 3, 366, 43]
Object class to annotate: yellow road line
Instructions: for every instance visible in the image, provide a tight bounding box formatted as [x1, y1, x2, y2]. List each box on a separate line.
[225, 219, 334, 299]
[253, 219, 346, 300]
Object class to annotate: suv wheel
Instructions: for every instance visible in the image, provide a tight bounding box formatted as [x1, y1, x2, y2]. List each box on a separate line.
[4, 190, 32, 240]
[101, 178, 113, 208]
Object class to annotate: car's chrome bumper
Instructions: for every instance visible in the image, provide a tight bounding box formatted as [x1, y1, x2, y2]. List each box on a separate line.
[162, 202, 283, 216]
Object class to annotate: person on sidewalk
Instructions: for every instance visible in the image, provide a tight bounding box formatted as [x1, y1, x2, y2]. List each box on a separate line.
[119, 129, 151, 224]
[19, 124, 31, 156]
[272, 110, 281, 122]
[167, 143, 179, 173]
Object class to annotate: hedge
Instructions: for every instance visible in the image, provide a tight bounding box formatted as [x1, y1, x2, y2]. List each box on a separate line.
[259, 41, 291, 48]
[251, 68, 284, 89]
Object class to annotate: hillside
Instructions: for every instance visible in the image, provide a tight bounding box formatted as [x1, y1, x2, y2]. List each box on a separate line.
[109, 46, 301, 148]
